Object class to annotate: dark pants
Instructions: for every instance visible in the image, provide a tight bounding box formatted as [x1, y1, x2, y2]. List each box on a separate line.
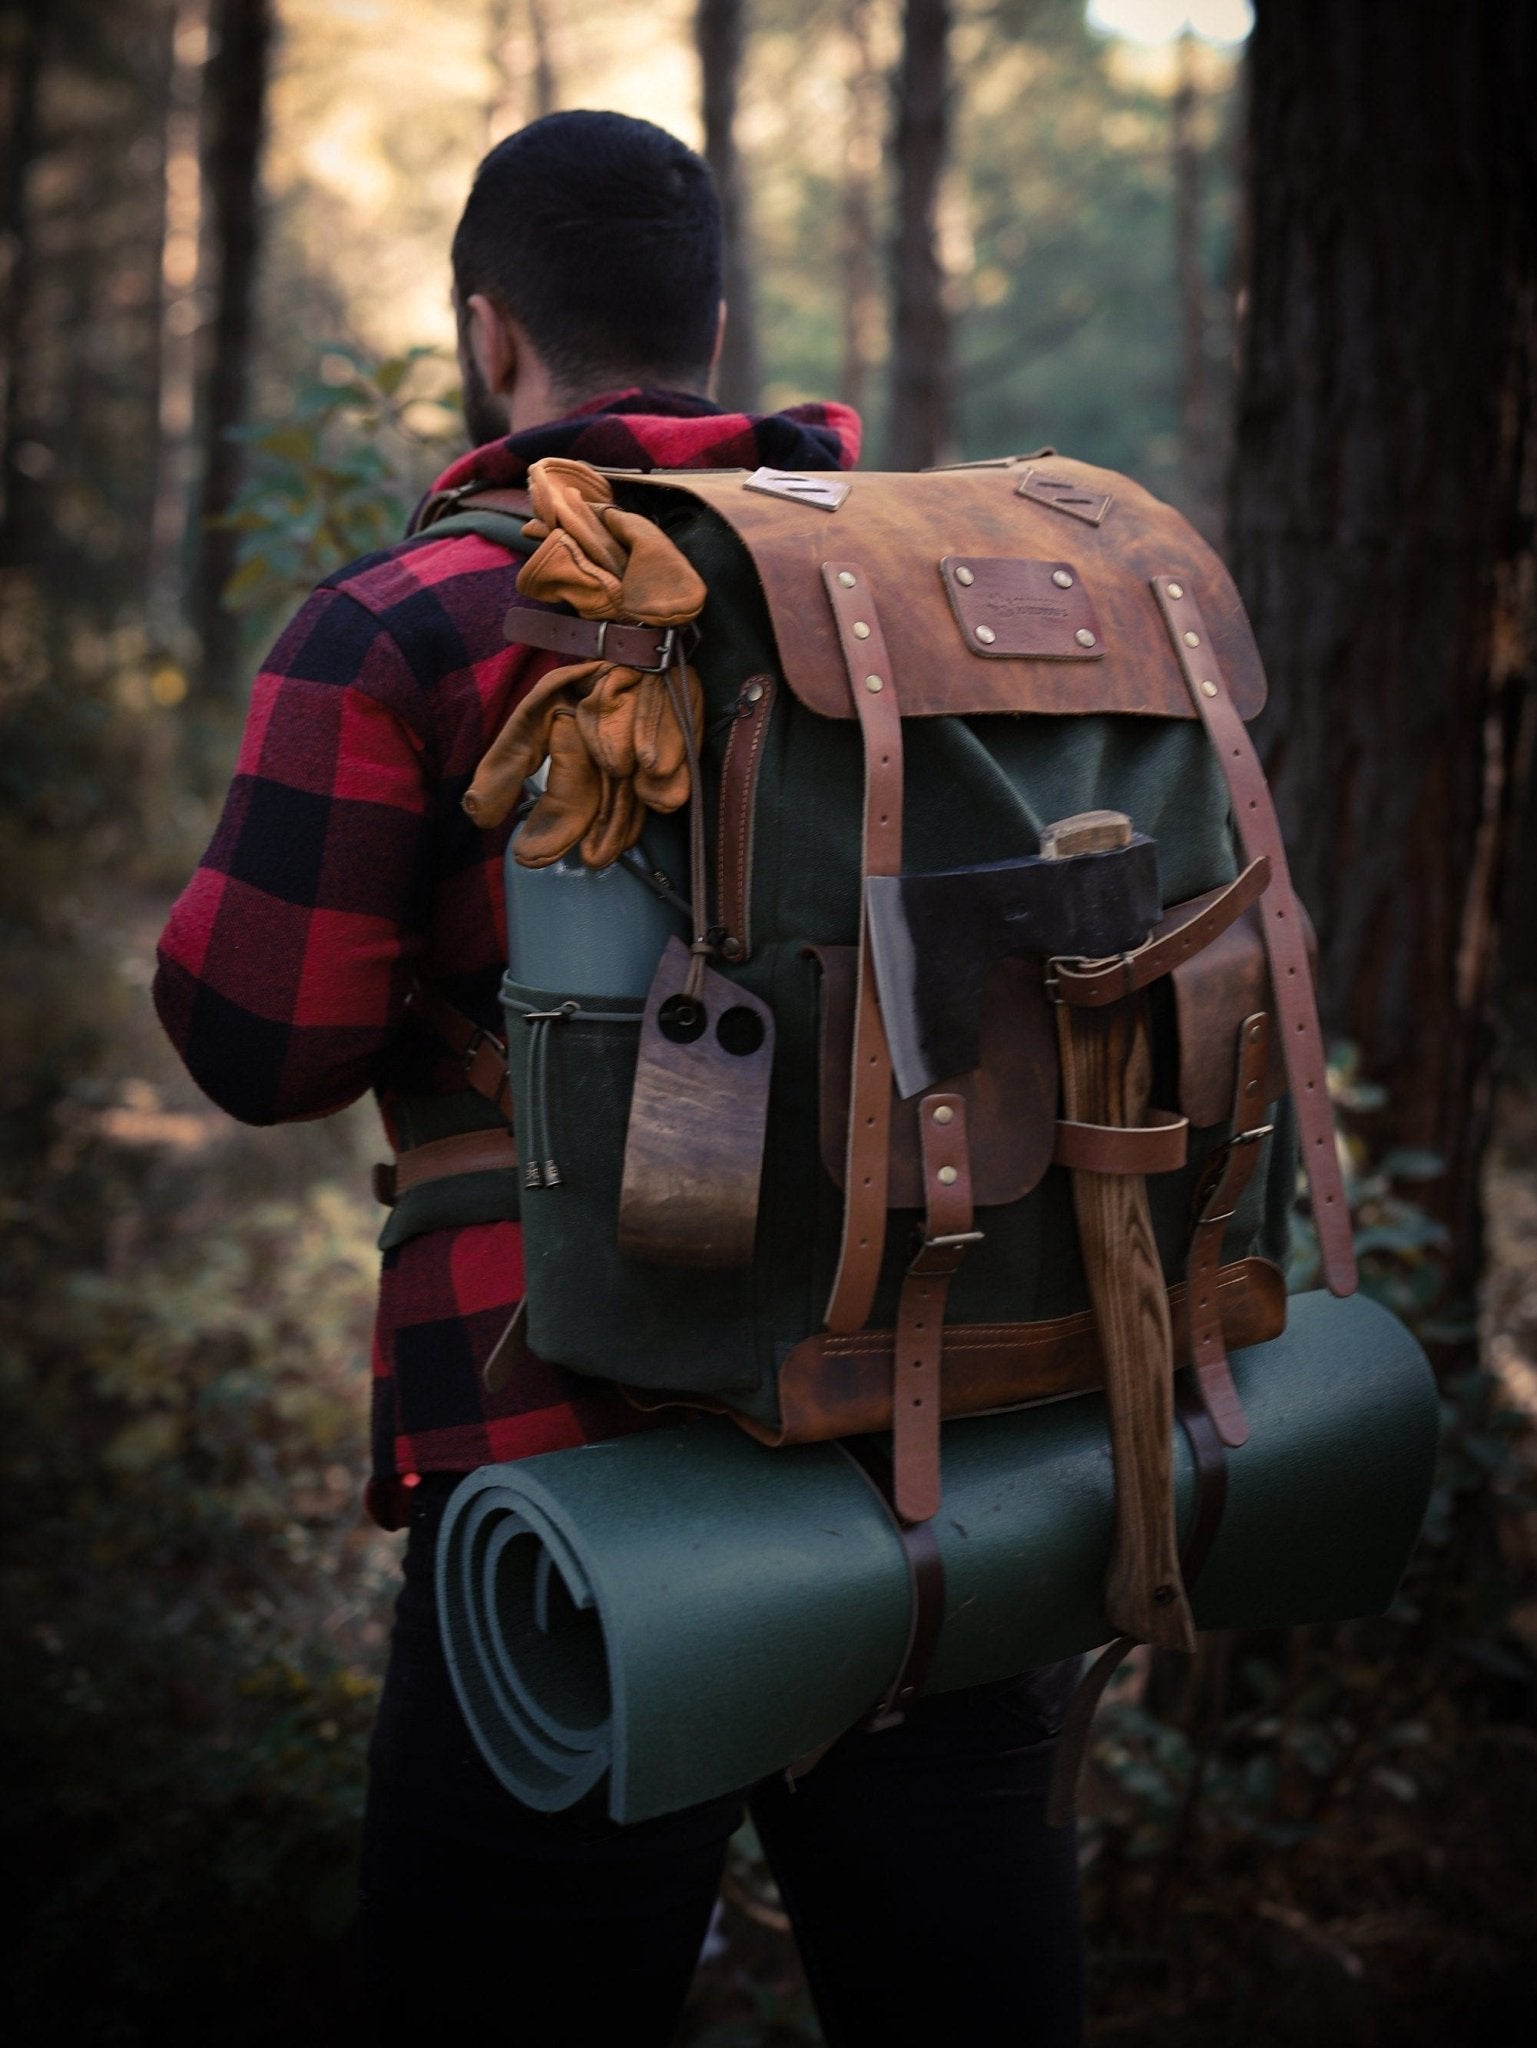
[359, 1476, 1086, 2047]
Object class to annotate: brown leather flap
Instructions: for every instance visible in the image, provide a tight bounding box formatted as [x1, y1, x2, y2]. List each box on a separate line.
[617, 461, 1267, 724]
[724, 1256, 1286, 1446]
[1164, 889, 1319, 1125]
[811, 945, 1058, 1208]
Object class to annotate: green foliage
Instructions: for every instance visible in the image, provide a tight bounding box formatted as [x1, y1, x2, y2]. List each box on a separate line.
[221, 344, 460, 625]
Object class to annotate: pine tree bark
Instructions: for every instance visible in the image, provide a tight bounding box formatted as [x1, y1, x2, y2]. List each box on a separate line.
[887, 0, 951, 471]
[191, 0, 272, 695]
[0, 0, 45, 562]
[839, 0, 881, 422]
[696, 0, 759, 413]
[1229, 1, 1537, 1304]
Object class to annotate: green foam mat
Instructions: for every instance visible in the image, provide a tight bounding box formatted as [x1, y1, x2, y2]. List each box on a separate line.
[438, 1291, 1437, 1822]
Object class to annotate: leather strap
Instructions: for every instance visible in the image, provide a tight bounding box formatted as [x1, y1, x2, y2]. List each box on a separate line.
[714, 673, 776, 961]
[892, 1093, 978, 1524]
[1152, 576, 1356, 1298]
[1050, 856, 1271, 1008]
[821, 563, 905, 1335]
[840, 1440, 948, 1728]
[498, 601, 686, 673]
[373, 1126, 521, 1206]
[405, 983, 511, 1121]
[1182, 1012, 1272, 1448]
[412, 483, 534, 534]
[1052, 1109, 1189, 1176]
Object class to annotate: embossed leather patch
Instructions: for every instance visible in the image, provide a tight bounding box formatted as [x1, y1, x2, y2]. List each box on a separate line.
[1015, 465, 1113, 524]
[940, 556, 1105, 660]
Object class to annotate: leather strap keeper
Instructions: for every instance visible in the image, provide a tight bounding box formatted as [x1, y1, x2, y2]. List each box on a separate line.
[1053, 1109, 1188, 1175]
[374, 1127, 521, 1206]
[892, 1093, 977, 1524]
[1049, 855, 1270, 1008]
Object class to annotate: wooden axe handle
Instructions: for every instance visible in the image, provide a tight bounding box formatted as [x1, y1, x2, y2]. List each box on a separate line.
[1047, 812, 1195, 1653]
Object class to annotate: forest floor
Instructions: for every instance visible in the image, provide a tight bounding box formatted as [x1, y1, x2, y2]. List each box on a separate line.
[2, 886, 1534, 2047]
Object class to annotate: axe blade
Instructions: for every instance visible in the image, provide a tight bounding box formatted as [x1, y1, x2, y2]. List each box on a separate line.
[867, 838, 1161, 1101]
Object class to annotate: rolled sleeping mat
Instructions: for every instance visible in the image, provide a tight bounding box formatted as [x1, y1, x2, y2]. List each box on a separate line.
[438, 1290, 1438, 1824]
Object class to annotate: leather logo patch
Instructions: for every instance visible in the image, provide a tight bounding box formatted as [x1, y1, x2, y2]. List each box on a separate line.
[1014, 465, 1113, 525]
[743, 467, 852, 512]
[940, 557, 1105, 661]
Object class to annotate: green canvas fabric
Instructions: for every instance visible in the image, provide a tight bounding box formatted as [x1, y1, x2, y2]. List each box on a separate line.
[436, 1290, 1438, 1823]
[503, 484, 1293, 1423]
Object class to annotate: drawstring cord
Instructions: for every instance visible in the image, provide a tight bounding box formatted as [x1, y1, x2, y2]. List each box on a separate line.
[521, 1002, 578, 1188]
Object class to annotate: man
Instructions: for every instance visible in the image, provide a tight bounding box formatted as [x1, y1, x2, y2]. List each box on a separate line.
[155, 112, 1084, 2045]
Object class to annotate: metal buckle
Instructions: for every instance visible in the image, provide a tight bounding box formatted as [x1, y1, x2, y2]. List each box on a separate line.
[924, 1229, 985, 1251]
[1195, 1122, 1276, 1226]
[616, 621, 702, 674]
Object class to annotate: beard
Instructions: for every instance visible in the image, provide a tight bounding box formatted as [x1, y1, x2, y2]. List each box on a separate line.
[459, 347, 508, 450]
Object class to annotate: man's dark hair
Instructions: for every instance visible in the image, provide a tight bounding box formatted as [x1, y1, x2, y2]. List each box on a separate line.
[452, 111, 724, 397]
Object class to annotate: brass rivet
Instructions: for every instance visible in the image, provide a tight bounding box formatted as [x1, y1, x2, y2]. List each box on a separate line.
[955, 565, 975, 586]
[743, 679, 765, 703]
[975, 625, 997, 645]
[838, 571, 857, 588]
[1248, 1023, 1263, 1044]
[1183, 629, 1201, 648]
[932, 1104, 954, 1124]
[937, 1164, 958, 1185]
[864, 674, 883, 692]
[1053, 569, 1073, 589]
[853, 620, 871, 639]
[1200, 678, 1218, 697]
[1166, 581, 1184, 599]
[1075, 628, 1096, 647]
[720, 935, 744, 961]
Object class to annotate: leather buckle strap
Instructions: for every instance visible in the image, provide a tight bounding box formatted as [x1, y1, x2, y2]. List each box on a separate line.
[1182, 1011, 1273, 1447]
[405, 982, 512, 1122]
[891, 1093, 976, 1525]
[821, 562, 905, 1336]
[499, 601, 697, 675]
[838, 1438, 948, 1731]
[1151, 575, 1356, 1299]
[1049, 855, 1271, 1008]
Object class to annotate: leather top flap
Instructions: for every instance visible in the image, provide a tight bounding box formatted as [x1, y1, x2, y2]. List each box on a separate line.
[618, 457, 1267, 723]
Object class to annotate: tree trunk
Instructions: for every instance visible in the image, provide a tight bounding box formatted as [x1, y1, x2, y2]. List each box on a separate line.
[839, 0, 881, 422]
[0, 0, 44, 562]
[696, 0, 759, 413]
[1228, 2, 1537, 1307]
[487, 0, 558, 136]
[1172, 30, 1210, 533]
[887, 0, 951, 471]
[190, 0, 272, 694]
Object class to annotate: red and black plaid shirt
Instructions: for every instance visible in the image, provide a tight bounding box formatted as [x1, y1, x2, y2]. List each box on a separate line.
[155, 390, 861, 1522]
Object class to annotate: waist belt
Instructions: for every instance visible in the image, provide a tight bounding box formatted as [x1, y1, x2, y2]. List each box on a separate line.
[373, 1127, 520, 1207]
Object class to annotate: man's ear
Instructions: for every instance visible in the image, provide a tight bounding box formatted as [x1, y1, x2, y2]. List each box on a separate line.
[467, 292, 520, 395]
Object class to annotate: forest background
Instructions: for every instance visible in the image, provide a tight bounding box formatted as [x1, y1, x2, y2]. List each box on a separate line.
[1, 1, 1534, 2043]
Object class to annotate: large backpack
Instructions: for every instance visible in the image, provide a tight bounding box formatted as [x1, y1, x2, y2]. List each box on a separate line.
[411, 451, 1357, 1662]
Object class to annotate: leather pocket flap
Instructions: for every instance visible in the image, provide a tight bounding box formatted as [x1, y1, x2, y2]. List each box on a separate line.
[812, 945, 1059, 1208]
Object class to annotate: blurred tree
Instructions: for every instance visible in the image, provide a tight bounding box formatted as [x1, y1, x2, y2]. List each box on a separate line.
[1231, 0, 1537, 1313]
[190, 0, 274, 698]
[887, 0, 951, 469]
[697, 0, 760, 411]
[0, 0, 44, 557]
[487, 0, 559, 135]
[838, 0, 882, 423]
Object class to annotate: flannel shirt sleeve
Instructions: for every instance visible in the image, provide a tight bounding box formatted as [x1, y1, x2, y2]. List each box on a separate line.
[153, 586, 435, 1125]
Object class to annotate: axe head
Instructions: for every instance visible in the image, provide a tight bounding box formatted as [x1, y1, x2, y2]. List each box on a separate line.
[867, 834, 1161, 1100]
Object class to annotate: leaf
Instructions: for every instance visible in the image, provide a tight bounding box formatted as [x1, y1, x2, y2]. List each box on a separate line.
[253, 423, 319, 463]
[1379, 1147, 1446, 1181]
[222, 557, 275, 608]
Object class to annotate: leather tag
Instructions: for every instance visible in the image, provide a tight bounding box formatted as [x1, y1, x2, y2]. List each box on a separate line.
[940, 556, 1104, 660]
[618, 936, 775, 1268]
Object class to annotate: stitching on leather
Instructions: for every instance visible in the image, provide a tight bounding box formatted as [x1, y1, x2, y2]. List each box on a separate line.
[717, 676, 774, 953]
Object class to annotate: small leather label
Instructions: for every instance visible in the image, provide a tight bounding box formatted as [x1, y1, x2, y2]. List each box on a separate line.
[743, 467, 851, 511]
[1015, 465, 1113, 524]
[940, 557, 1105, 661]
